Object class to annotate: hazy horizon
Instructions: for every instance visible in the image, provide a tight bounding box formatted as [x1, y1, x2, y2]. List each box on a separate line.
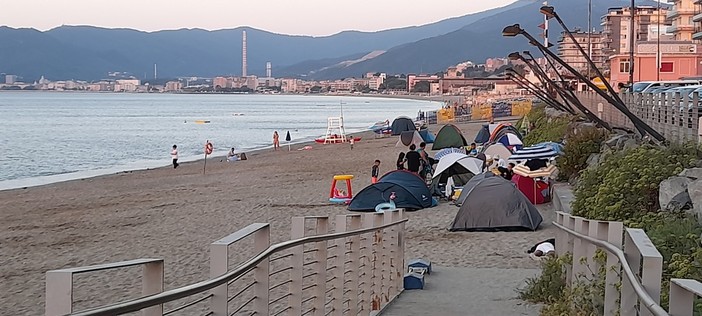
[1, 0, 517, 36]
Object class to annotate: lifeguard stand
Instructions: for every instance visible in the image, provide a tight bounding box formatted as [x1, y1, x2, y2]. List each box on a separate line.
[329, 174, 354, 204]
[323, 117, 346, 144]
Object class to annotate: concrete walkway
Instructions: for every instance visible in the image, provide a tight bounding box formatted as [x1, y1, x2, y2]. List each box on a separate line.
[381, 266, 543, 316]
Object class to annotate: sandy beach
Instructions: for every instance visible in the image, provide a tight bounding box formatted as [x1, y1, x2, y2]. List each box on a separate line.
[0, 119, 556, 314]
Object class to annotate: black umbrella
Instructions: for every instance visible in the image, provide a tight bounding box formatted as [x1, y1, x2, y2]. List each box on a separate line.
[285, 131, 291, 151]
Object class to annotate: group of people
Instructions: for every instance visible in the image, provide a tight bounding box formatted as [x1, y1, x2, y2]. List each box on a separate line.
[169, 141, 246, 169]
[396, 142, 435, 179]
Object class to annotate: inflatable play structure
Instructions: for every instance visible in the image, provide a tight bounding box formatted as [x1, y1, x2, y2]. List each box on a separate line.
[329, 175, 354, 204]
[451, 174, 543, 231]
[390, 116, 417, 135]
[432, 124, 468, 150]
[347, 170, 434, 212]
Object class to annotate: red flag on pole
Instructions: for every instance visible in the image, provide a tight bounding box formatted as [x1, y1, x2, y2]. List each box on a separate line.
[538, 23, 546, 29]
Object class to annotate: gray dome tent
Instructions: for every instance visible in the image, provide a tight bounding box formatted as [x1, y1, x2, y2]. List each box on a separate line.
[391, 117, 416, 136]
[450, 174, 542, 231]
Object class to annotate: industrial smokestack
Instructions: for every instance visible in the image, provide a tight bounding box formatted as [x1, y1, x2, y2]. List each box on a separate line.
[266, 62, 272, 78]
[154, 63, 157, 79]
[242, 31, 248, 77]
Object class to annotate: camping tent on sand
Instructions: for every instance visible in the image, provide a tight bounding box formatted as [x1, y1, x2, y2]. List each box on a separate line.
[450, 174, 542, 231]
[391, 117, 416, 136]
[432, 124, 468, 150]
[430, 153, 483, 196]
[348, 170, 433, 212]
[396, 131, 424, 147]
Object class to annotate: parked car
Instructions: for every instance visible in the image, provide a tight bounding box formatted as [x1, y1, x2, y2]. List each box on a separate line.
[631, 80, 701, 93]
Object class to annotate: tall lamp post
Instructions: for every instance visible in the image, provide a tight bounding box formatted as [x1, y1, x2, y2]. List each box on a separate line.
[505, 70, 570, 112]
[502, 24, 664, 141]
[508, 52, 576, 114]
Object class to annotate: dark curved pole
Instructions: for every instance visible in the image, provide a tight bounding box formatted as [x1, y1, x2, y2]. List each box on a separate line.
[507, 71, 570, 112]
[515, 53, 576, 114]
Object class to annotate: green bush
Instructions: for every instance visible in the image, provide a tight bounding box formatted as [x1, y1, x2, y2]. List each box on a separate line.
[520, 105, 573, 146]
[572, 144, 700, 221]
[557, 127, 608, 180]
[518, 255, 568, 304]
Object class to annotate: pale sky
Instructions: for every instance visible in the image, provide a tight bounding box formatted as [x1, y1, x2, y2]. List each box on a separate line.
[1, 0, 517, 36]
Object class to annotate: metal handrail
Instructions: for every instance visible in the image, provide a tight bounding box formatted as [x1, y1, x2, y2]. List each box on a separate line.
[70, 218, 408, 316]
[552, 221, 668, 316]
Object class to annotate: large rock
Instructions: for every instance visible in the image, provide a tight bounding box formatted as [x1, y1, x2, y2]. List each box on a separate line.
[621, 138, 640, 151]
[660, 176, 692, 211]
[680, 168, 702, 180]
[687, 180, 702, 221]
[586, 153, 601, 170]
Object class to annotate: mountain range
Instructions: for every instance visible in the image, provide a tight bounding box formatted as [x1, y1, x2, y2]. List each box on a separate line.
[0, 0, 659, 81]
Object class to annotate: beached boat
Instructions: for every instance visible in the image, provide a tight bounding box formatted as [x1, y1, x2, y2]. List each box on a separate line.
[314, 136, 362, 144]
[232, 113, 245, 116]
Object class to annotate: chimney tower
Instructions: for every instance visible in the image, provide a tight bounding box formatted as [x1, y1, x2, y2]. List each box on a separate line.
[266, 62, 272, 78]
[154, 63, 157, 79]
[242, 31, 248, 77]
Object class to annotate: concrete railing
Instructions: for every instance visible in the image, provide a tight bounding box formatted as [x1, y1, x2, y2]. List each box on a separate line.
[553, 211, 702, 316]
[45, 210, 406, 316]
[575, 91, 702, 143]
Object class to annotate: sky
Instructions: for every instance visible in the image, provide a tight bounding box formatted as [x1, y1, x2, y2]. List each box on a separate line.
[1, 0, 517, 36]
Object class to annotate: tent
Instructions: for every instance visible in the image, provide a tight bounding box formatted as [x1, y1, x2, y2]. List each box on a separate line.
[435, 147, 466, 161]
[348, 170, 433, 212]
[474, 124, 501, 144]
[450, 175, 543, 231]
[396, 131, 424, 147]
[432, 124, 468, 150]
[418, 129, 436, 143]
[431, 153, 483, 196]
[489, 124, 523, 151]
[391, 117, 416, 136]
[496, 133, 523, 148]
[482, 143, 512, 163]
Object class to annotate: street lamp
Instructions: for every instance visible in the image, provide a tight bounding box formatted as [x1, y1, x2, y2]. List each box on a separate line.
[508, 52, 576, 114]
[539, 6, 625, 109]
[501, 23, 664, 141]
[505, 68, 570, 112]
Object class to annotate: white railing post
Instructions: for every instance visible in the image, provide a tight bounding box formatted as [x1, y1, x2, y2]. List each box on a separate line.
[313, 217, 329, 316]
[359, 214, 375, 314]
[604, 221, 623, 316]
[631, 228, 663, 316]
[253, 225, 271, 315]
[45, 271, 73, 316]
[289, 217, 306, 315]
[333, 215, 347, 316]
[210, 242, 228, 316]
[620, 230, 642, 316]
[347, 215, 362, 315]
[564, 214, 576, 284]
[384, 210, 399, 299]
[380, 211, 391, 306]
[141, 261, 164, 316]
[669, 279, 702, 316]
[572, 217, 587, 283]
[371, 213, 384, 311]
[393, 210, 405, 294]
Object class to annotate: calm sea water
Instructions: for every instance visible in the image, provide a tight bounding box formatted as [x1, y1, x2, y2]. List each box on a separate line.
[0, 92, 439, 190]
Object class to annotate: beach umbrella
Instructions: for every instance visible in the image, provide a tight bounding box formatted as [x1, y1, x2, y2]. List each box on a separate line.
[285, 131, 291, 151]
[534, 142, 565, 155]
[509, 146, 559, 161]
[434, 147, 466, 161]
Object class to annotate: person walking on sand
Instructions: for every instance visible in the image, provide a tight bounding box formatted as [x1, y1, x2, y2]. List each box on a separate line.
[171, 145, 179, 169]
[371, 160, 380, 184]
[273, 131, 280, 151]
[349, 137, 355, 150]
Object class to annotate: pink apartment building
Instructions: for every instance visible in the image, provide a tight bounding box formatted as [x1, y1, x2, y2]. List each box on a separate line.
[609, 42, 702, 89]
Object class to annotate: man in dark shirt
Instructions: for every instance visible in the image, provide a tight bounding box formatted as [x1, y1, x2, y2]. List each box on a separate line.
[405, 144, 422, 174]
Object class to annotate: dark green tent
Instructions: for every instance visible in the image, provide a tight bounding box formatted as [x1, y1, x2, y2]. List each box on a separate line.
[432, 124, 468, 150]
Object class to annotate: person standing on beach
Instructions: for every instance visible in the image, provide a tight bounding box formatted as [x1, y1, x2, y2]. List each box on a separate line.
[273, 131, 280, 150]
[405, 144, 421, 174]
[371, 160, 380, 184]
[396, 152, 406, 170]
[349, 137, 355, 150]
[171, 145, 179, 169]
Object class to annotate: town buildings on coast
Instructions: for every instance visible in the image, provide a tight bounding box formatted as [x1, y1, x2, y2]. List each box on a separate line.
[4, 1, 702, 96]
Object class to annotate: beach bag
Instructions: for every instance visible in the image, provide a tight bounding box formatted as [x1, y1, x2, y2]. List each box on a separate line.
[239, 153, 247, 160]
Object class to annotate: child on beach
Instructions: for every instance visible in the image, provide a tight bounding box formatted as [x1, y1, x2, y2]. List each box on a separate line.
[350, 137, 355, 150]
[371, 160, 380, 184]
[171, 145, 179, 169]
[396, 152, 406, 170]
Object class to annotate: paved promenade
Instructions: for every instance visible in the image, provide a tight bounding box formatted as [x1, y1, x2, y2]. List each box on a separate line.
[381, 267, 542, 316]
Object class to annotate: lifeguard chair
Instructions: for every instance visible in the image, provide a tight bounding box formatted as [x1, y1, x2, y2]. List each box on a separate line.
[329, 175, 354, 204]
[323, 117, 347, 144]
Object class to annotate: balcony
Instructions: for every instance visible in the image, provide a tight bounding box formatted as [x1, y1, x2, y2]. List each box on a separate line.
[694, 31, 702, 40]
[669, 24, 697, 33]
[668, 7, 697, 19]
[694, 12, 702, 22]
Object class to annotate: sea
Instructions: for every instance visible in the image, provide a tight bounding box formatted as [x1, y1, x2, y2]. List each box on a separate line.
[0, 92, 440, 190]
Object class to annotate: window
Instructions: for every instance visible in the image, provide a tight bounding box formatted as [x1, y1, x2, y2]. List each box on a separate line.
[660, 62, 674, 73]
[619, 59, 631, 73]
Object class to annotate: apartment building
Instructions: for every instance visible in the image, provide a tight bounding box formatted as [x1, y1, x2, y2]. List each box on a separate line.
[692, 0, 702, 40]
[668, 0, 696, 41]
[557, 30, 606, 76]
[601, 6, 671, 58]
